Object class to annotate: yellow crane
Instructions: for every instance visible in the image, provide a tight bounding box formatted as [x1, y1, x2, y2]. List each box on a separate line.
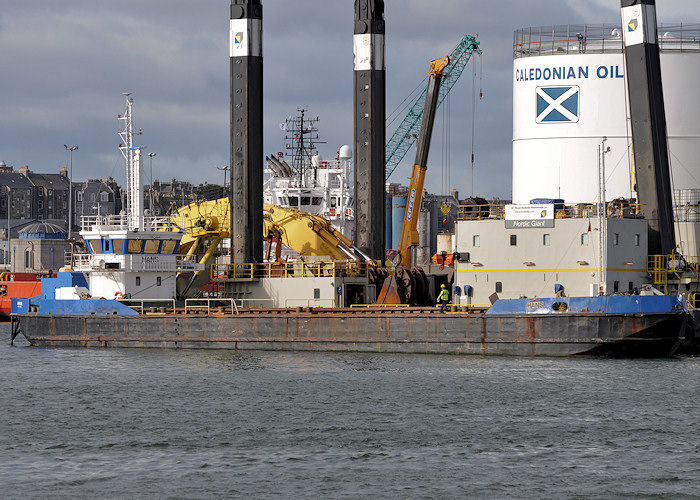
[378, 56, 449, 304]
[167, 198, 370, 297]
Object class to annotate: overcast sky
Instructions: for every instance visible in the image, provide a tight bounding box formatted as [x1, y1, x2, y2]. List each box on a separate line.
[0, 0, 695, 200]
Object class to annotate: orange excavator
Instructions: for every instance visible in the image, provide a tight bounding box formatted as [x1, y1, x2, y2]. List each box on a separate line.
[377, 55, 449, 305]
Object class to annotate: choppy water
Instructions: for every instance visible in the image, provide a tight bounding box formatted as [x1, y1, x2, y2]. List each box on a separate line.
[1, 328, 699, 499]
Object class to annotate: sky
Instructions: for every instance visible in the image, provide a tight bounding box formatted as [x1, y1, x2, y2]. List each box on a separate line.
[0, 0, 695, 201]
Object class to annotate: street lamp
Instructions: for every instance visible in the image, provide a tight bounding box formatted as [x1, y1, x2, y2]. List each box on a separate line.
[216, 165, 230, 198]
[148, 152, 157, 213]
[5, 186, 9, 268]
[64, 145, 78, 239]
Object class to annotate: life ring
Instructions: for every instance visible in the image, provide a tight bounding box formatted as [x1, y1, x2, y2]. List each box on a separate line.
[114, 291, 124, 299]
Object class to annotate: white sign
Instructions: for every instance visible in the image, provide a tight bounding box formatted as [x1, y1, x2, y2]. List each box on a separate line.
[353, 34, 385, 71]
[505, 204, 555, 229]
[230, 19, 262, 58]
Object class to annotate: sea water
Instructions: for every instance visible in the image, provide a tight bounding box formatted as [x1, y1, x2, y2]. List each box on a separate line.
[1, 330, 699, 499]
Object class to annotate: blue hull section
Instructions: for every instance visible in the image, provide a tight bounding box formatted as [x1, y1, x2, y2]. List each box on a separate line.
[487, 295, 685, 315]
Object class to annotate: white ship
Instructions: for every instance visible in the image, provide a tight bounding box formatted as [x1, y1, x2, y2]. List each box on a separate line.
[263, 109, 354, 241]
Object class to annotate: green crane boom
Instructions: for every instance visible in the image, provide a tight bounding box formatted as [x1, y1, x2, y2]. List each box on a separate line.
[384, 35, 481, 181]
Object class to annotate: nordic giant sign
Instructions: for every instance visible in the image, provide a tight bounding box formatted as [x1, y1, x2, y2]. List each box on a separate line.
[505, 204, 555, 229]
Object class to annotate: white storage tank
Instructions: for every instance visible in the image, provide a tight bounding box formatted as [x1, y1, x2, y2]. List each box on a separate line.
[512, 24, 700, 204]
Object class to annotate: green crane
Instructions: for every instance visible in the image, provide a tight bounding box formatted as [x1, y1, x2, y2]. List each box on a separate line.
[385, 35, 481, 181]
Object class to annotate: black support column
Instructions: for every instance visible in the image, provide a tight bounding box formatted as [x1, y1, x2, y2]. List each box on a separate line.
[354, 0, 386, 261]
[230, 0, 263, 263]
[621, 0, 675, 255]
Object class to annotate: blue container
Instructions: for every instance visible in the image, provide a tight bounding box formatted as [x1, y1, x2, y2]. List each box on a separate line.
[385, 196, 393, 252]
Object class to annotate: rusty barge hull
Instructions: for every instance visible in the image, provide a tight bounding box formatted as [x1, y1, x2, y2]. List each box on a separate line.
[13, 309, 686, 357]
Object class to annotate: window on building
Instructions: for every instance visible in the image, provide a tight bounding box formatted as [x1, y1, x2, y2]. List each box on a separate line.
[77, 191, 83, 202]
[495, 282, 503, 293]
[634, 234, 640, 246]
[62, 202, 66, 209]
[614, 233, 620, 245]
[38, 200, 43, 210]
[24, 249, 31, 269]
[543, 234, 551, 246]
[510, 235, 517, 246]
[38, 187, 44, 196]
[48, 189, 53, 196]
[581, 233, 589, 245]
[89, 193, 96, 202]
[48, 201, 52, 209]
[100, 191, 109, 202]
[473, 235, 480, 247]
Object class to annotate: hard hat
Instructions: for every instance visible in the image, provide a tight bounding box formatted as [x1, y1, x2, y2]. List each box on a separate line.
[440, 284, 446, 288]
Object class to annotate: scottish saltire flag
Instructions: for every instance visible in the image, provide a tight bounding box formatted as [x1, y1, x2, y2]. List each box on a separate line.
[536, 86, 579, 123]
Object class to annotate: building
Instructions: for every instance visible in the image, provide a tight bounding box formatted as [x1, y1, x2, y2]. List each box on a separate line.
[26, 167, 71, 221]
[12, 222, 71, 273]
[75, 178, 122, 226]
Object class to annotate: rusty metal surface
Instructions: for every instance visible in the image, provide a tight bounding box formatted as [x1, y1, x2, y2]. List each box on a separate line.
[13, 307, 689, 357]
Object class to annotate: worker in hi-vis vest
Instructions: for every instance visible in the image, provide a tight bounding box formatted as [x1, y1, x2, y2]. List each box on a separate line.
[437, 284, 449, 312]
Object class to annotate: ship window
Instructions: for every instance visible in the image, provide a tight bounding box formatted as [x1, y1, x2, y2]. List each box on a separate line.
[288, 196, 299, 207]
[113, 239, 124, 254]
[156, 277, 162, 287]
[135, 276, 141, 286]
[127, 239, 144, 254]
[613, 281, 619, 293]
[314, 288, 320, 299]
[88, 240, 101, 254]
[581, 233, 589, 245]
[300, 196, 311, 206]
[634, 234, 640, 246]
[312, 197, 322, 206]
[543, 234, 550, 246]
[330, 197, 337, 208]
[161, 240, 177, 254]
[144, 239, 160, 254]
[495, 282, 502, 293]
[613, 233, 619, 245]
[510, 235, 517, 246]
[629, 281, 634, 292]
[473, 235, 480, 247]
[104, 239, 111, 252]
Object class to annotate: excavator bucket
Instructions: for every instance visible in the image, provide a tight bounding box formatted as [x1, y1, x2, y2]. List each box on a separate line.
[376, 275, 402, 305]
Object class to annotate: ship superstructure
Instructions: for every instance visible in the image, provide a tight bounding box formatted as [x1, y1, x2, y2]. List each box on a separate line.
[72, 94, 202, 301]
[263, 109, 355, 240]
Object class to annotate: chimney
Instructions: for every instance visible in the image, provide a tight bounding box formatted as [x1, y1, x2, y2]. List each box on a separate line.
[59, 166, 68, 177]
[19, 165, 30, 177]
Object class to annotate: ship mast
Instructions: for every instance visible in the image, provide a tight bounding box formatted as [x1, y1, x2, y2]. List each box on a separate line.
[118, 93, 144, 231]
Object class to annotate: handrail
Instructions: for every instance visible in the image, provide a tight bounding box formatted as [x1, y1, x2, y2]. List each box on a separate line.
[457, 202, 642, 221]
[211, 260, 372, 280]
[119, 298, 177, 314]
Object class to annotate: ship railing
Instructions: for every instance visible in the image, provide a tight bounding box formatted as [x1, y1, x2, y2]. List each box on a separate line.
[514, 23, 699, 58]
[647, 253, 700, 294]
[118, 298, 177, 314]
[211, 260, 371, 280]
[184, 298, 240, 315]
[284, 298, 336, 308]
[80, 214, 185, 232]
[457, 202, 642, 221]
[70, 253, 204, 272]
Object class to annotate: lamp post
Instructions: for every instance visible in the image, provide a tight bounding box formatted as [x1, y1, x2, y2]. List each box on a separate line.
[64, 145, 78, 239]
[216, 165, 230, 198]
[148, 152, 157, 213]
[5, 186, 9, 268]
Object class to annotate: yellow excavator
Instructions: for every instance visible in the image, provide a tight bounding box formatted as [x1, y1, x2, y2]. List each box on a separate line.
[377, 56, 449, 305]
[167, 198, 371, 297]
